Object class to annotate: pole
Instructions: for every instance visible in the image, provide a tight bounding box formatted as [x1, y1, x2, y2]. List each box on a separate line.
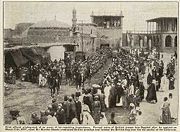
[81, 20, 84, 52]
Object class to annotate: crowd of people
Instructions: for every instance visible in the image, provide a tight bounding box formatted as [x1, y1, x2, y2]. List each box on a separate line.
[5, 48, 111, 96]
[8, 47, 177, 125]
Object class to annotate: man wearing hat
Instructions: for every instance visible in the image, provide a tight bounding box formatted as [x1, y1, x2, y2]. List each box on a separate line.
[69, 96, 77, 123]
[81, 104, 95, 125]
[74, 94, 82, 123]
[31, 112, 41, 124]
[62, 95, 70, 124]
[40, 110, 48, 124]
[51, 98, 58, 114]
[56, 103, 66, 124]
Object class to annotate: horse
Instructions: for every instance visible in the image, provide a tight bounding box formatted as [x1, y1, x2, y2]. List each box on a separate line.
[48, 76, 56, 97]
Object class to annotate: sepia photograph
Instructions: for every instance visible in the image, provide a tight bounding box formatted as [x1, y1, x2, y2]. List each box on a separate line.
[2, 1, 178, 126]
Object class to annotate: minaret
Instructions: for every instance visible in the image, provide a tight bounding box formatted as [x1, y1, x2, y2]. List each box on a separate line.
[91, 11, 94, 23]
[72, 8, 77, 27]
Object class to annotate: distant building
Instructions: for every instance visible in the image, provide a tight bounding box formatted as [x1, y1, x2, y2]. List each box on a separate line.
[124, 17, 177, 52]
[14, 23, 34, 35]
[72, 9, 97, 53]
[90, 11, 124, 49]
[3, 23, 34, 46]
[146, 17, 177, 52]
[73, 22, 97, 52]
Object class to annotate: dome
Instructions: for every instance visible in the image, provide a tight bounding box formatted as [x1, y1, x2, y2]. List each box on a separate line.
[30, 20, 70, 29]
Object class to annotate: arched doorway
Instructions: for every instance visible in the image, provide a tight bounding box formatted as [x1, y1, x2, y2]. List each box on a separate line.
[148, 39, 152, 50]
[144, 36, 147, 47]
[174, 36, 177, 47]
[153, 36, 156, 47]
[157, 36, 160, 44]
[165, 35, 172, 47]
[140, 39, 143, 48]
[139, 36, 143, 48]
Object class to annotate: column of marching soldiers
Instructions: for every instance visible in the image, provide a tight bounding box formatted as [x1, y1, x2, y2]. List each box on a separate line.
[8, 48, 177, 125]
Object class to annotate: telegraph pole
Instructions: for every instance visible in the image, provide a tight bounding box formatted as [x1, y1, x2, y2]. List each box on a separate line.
[81, 20, 84, 52]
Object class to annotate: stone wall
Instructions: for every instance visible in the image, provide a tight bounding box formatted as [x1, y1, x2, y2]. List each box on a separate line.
[97, 28, 123, 49]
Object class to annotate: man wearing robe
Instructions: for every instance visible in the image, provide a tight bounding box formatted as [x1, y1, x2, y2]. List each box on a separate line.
[147, 72, 153, 86]
[160, 73, 169, 92]
[146, 80, 157, 103]
[92, 96, 101, 124]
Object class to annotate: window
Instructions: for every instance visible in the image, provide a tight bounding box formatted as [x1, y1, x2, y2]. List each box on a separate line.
[174, 36, 177, 47]
[165, 35, 172, 47]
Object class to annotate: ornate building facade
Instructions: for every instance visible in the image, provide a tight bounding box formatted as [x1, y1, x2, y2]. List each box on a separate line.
[123, 17, 177, 52]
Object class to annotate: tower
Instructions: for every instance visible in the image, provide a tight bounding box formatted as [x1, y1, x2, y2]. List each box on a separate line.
[72, 8, 77, 27]
[91, 11, 94, 23]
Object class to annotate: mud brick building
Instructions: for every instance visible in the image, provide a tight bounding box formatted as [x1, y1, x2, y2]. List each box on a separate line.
[90, 11, 124, 49]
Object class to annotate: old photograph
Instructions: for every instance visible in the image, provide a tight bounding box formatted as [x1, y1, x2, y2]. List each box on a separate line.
[3, 1, 178, 126]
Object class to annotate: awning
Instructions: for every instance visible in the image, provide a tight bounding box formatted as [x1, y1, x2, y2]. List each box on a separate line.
[20, 48, 41, 64]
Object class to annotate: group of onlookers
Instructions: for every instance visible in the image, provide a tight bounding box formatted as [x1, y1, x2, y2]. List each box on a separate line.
[8, 48, 177, 125]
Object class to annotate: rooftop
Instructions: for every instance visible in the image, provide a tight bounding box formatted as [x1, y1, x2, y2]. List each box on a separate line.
[91, 15, 124, 18]
[146, 17, 177, 22]
[30, 20, 70, 29]
[4, 42, 77, 51]
[90, 11, 124, 17]
[76, 23, 97, 27]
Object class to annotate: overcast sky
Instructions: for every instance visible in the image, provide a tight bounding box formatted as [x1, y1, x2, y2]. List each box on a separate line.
[4, 1, 178, 31]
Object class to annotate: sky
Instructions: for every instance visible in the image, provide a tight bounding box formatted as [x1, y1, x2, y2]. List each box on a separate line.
[4, 1, 178, 31]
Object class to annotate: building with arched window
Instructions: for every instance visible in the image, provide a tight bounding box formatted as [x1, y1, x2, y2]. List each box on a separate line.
[146, 17, 177, 52]
[123, 17, 177, 52]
